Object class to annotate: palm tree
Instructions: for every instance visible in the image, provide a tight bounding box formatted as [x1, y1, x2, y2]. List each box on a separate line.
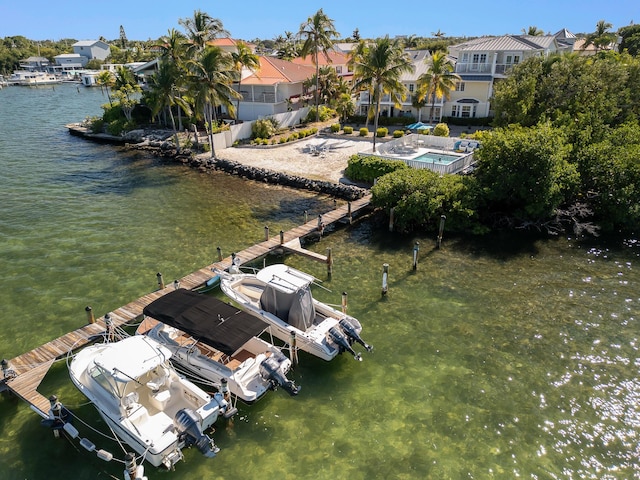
[298, 9, 339, 122]
[347, 40, 373, 127]
[96, 70, 115, 105]
[179, 10, 228, 54]
[334, 93, 355, 123]
[147, 61, 192, 151]
[432, 29, 446, 38]
[158, 29, 188, 130]
[230, 41, 260, 121]
[411, 81, 428, 122]
[274, 31, 299, 60]
[351, 36, 414, 152]
[418, 51, 460, 125]
[584, 20, 616, 52]
[522, 26, 544, 36]
[187, 46, 241, 158]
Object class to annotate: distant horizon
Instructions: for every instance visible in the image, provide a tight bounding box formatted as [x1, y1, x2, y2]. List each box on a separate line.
[1, 0, 637, 42]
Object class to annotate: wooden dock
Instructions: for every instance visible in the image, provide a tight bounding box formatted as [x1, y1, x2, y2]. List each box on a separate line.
[1, 195, 372, 417]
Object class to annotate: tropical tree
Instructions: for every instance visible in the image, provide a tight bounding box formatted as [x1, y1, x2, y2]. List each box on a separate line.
[158, 28, 187, 64]
[584, 20, 616, 52]
[298, 9, 339, 122]
[230, 41, 260, 120]
[147, 61, 192, 151]
[618, 24, 640, 56]
[411, 81, 429, 122]
[351, 36, 414, 152]
[432, 29, 446, 38]
[417, 50, 460, 124]
[334, 93, 355, 123]
[187, 46, 240, 158]
[273, 31, 299, 60]
[179, 10, 228, 54]
[96, 70, 115, 106]
[114, 65, 136, 90]
[522, 26, 544, 36]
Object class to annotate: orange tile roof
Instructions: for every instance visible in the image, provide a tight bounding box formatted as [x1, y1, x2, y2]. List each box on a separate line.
[242, 56, 315, 85]
[291, 50, 349, 66]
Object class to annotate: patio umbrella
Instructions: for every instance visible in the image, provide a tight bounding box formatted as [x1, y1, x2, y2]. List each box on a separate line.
[407, 122, 432, 130]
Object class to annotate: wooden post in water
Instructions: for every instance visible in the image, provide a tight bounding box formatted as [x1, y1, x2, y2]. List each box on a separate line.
[264, 226, 269, 241]
[85, 306, 95, 324]
[304, 210, 308, 223]
[279, 230, 284, 245]
[342, 292, 348, 313]
[347, 202, 352, 224]
[412, 242, 420, 270]
[381, 263, 389, 296]
[156, 272, 164, 290]
[289, 331, 298, 366]
[217, 246, 223, 262]
[389, 208, 395, 232]
[317, 215, 324, 236]
[326, 248, 333, 278]
[437, 215, 446, 249]
[49, 395, 62, 438]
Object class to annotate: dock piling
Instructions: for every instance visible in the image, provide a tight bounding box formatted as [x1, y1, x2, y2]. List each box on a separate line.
[382, 263, 389, 296]
[85, 306, 95, 324]
[413, 242, 420, 270]
[264, 226, 269, 241]
[326, 248, 333, 278]
[156, 272, 164, 290]
[217, 246, 222, 262]
[437, 215, 446, 248]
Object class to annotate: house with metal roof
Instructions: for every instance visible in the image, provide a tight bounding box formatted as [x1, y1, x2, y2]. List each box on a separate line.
[72, 40, 111, 62]
[446, 31, 576, 119]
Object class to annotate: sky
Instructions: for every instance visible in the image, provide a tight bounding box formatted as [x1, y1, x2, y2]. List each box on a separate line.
[1, 0, 638, 42]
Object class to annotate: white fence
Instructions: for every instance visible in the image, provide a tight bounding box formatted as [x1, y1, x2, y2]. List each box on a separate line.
[213, 107, 312, 150]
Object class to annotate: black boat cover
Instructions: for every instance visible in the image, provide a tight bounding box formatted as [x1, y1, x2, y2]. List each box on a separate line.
[143, 289, 268, 356]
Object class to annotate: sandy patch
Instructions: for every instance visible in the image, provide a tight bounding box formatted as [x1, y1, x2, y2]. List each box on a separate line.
[210, 137, 371, 184]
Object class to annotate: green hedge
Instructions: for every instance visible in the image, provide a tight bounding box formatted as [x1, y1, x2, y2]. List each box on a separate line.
[347, 115, 416, 127]
[344, 155, 409, 183]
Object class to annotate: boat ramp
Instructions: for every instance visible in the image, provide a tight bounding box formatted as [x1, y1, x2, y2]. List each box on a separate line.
[1, 195, 371, 417]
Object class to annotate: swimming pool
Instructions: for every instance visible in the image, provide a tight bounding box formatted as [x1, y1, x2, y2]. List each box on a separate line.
[413, 151, 462, 165]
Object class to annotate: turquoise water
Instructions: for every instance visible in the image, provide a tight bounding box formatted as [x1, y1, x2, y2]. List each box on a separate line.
[1, 84, 640, 479]
[414, 151, 461, 165]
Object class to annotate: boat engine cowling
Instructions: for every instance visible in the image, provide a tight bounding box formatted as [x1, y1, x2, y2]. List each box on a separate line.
[259, 355, 301, 396]
[339, 318, 373, 352]
[174, 408, 218, 457]
[328, 327, 362, 361]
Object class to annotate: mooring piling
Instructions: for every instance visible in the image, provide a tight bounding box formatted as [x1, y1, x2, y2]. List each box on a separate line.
[382, 263, 389, 296]
[413, 242, 420, 270]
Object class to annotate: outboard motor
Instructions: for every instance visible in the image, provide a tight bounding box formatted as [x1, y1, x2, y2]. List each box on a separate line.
[174, 408, 219, 457]
[328, 327, 362, 361]
[259, 355, 301, 396]
[339, 318, 373, 352]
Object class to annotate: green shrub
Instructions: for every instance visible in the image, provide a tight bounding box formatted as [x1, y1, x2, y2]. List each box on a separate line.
[252, 117, 279, 139]
[343, 126, 353, 134]
[359, 128, 369, 137]
[376, 127, 388, 138]
[330, 123, 340, 133]
[393, 130, 405, 138]
[106, 119, 126, 136]
[344, 155, 409, 183]
[89, 117, 105, 133]
[279, 137, 287, 144]
[304, 105, 337, 123]
[432, 123, 450, 137]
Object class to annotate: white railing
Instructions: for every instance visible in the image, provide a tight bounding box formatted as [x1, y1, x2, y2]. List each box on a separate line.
[455, 63, 493, 74]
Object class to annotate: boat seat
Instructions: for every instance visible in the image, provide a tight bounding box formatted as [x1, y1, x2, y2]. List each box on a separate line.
[149, 389, 171, 411]
[123, 391, 139, 409]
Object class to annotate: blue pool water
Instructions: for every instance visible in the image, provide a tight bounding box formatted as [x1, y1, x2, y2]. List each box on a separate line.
[413, 150, 461, 165]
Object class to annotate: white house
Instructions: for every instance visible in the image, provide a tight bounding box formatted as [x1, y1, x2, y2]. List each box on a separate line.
[54, 53, 87, 68]
[18, 56, 50, 71]
[73, 40, 111, 61]
[234, 56, 315, 121]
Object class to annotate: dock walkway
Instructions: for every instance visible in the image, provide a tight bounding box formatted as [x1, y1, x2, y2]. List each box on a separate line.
[2, 195, 372, 417]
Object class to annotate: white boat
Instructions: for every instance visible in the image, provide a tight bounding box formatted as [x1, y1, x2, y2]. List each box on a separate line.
[68, 335, 231, 469]
[138, 289, 300, 404]
[218, 263, 372, 362]
[8, 70, 60, 86]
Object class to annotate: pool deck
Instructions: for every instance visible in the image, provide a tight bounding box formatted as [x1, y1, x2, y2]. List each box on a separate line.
[358, 134, 478, 174]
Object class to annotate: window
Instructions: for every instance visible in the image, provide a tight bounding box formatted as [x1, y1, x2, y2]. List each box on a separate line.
[451, 105, 459, 117]
[408, 83, 414, 93]
[506, 55, 520, 65]
[455, 82, 465, 92]
[472, 54, 487, 64]
[335, 66, 342, 74]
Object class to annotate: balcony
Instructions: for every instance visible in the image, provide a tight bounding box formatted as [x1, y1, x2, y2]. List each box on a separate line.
[455, 63, 493, 74]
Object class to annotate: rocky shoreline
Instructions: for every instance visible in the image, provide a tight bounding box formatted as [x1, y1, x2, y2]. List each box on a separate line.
[67, 124, 369, 201]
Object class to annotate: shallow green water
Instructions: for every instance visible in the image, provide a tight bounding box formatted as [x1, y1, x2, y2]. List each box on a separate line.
[1, 84, 639, 479]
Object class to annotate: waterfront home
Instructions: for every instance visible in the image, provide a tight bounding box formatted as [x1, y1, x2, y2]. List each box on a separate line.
[446, 30, 576, 119]
[73, 40, 111, 62]
[54, 53, 87, 68]
[18, 56, 50, 71]
[233, 56, 315, 121]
